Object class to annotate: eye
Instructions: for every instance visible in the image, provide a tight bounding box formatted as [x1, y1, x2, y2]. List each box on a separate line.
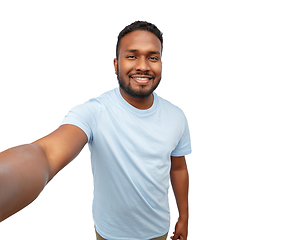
[149, 56, 159, 62]
[127, 55, 136, 59]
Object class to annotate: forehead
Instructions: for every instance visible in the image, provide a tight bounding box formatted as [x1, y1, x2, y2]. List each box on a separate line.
[118, 30, 162, 55]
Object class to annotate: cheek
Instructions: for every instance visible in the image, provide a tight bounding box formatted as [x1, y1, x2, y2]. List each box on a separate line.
[117, 63, 131, 78]
[153, 64, 162, 77]
[120, 57, 136, 68]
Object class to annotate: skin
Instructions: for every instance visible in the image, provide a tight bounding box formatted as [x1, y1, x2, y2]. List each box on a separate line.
[114, 30, 162, 110]
[0, 29, 189, 240]
[170, 156, 189, 240]
[114, 30, 189, 239]
[0, 125, 87, 221]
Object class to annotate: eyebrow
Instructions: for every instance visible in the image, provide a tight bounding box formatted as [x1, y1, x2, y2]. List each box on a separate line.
[125, 49, 138, 53]
[149, 51, 161, 55]
[125, 49, 161, 55]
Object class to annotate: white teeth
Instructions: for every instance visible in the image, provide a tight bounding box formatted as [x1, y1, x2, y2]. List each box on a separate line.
[135, 77, 149, 80]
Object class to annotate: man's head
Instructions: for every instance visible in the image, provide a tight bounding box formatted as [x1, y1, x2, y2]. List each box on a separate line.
[116, 21, 163, 60]
[114, 21, 163, 99]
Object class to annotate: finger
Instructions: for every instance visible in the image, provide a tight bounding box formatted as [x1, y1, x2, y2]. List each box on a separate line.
[170, 232, 176, 239]
[174, 235, 184, 240]
[172, 233, 180, 240]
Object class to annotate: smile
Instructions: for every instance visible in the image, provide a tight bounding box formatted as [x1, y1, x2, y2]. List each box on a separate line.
[130, 76, 153, 85]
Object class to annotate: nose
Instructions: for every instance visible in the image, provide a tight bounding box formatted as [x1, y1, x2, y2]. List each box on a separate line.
[135, 56, 150, 72]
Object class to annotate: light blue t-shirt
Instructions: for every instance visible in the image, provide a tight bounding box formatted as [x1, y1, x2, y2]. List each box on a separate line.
[61, 88, 191, 240]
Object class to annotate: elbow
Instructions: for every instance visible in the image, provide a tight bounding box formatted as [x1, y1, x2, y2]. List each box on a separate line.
[30, 143, 53, 182]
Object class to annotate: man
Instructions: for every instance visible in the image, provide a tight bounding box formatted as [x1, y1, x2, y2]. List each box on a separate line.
[0, 21, 191, 240]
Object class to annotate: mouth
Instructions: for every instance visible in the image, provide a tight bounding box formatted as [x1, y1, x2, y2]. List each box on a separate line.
[130, 75, 153, 85]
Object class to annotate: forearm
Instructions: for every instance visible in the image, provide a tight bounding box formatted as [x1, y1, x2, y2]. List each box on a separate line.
[0, 143, 51, 221]
[170, 167, 189, 221]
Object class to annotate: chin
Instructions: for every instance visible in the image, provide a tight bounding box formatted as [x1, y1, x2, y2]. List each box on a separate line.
[118, 76, 160, 99]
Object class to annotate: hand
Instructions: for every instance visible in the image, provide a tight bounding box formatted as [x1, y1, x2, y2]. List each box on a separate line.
[170, 218, 188, 240]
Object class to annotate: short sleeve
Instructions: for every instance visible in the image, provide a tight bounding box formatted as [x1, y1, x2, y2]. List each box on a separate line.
[171, 113, 192, 157]
[61, 99, 102, 143]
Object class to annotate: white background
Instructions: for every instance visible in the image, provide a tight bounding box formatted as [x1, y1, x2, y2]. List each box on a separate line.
[0, 0, 307, 239]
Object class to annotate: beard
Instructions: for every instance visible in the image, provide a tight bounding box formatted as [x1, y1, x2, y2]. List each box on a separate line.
[117, 69, 161, 99]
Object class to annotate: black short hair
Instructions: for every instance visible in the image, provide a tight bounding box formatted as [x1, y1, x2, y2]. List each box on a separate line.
[116, 21, 163, 59]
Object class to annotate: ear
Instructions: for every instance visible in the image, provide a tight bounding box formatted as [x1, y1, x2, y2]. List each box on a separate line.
[114, 58, 118, 75]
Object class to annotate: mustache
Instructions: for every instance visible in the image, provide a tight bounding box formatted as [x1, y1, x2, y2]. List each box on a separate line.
[128, 72, 155, 79]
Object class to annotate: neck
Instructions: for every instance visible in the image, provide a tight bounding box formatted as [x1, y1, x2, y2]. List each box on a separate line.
[119, 88, 154, 110]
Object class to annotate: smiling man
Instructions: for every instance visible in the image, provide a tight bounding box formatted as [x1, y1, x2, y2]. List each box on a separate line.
[115, 26, 162, 108]
[0, 21, 191, 240]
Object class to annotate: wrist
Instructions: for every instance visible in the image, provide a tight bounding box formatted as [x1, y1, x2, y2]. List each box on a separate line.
[178, 215, 189, 223]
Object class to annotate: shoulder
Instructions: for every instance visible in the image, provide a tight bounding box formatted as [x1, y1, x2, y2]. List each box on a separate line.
[63, 89, 118, 125]
[156, 94, 186, 118]
[93, 88, 116, 103]
[87, 88, 115, 106]
[75, 88, 116, 113]
[61, 89, 117, 142]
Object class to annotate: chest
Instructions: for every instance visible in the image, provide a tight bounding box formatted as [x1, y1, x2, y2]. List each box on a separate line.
[92, 106, 183, 158]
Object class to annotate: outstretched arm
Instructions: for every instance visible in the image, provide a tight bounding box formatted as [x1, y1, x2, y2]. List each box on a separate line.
[0, 124, 87, 221]
[170, 156, 189, 240]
